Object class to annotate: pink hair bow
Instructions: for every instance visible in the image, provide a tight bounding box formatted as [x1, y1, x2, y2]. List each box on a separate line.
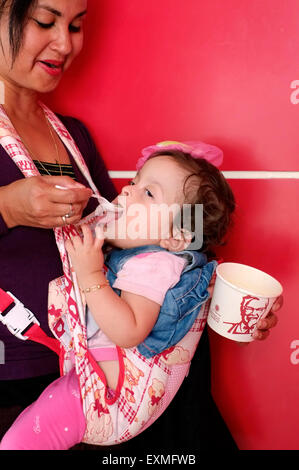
[136, 140, 223, 170]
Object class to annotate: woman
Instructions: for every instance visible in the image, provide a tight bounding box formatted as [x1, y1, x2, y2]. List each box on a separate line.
[0, 0, 280, 449]
[0, 0, 117, 440]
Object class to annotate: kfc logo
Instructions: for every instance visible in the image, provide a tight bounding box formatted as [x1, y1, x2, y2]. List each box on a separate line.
[224, 295, 269, 335]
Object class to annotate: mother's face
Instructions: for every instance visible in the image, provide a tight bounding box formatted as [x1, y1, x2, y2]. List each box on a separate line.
[0, 0, 87, 93]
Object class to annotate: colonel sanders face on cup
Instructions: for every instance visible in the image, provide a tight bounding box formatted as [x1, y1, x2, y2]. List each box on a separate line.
[236, 295, 270, 333]
[223, 295, 270, 336]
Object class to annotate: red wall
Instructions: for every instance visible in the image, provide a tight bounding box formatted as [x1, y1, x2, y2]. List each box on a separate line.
[47, 0, 299, 449]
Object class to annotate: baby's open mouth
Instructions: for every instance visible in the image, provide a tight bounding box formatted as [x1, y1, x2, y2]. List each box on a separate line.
[103, 205, 123, 222]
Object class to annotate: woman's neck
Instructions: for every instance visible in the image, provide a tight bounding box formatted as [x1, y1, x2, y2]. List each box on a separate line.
[0, 75, 42, 121]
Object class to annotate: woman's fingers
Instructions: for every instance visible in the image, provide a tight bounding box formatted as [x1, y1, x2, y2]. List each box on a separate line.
[253, 295, 282, 341]
[253, 312, 279, 340]
[256, 312, 278, 331]
[252, 329, 270, 341]
[271, 295, 283, 313]
[27, 176, 92, 228]
[0, 174, 94, 230]
[50, 182, 92, 205]
[55, 202, 85, 226]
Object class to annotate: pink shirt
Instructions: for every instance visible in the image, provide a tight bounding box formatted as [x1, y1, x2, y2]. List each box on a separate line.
[113, 251, 187, 305]
[88, 251, 187, 359]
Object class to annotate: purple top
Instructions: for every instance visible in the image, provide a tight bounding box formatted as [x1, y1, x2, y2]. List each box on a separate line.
[0, 115, 117, 380]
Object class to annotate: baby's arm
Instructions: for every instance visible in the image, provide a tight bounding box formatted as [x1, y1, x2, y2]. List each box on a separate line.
[65, 225, 160, 348]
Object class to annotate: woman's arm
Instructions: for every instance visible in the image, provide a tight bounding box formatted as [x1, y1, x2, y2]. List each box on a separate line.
[65, 225, 160, 348]
[0, 175, 92, 229]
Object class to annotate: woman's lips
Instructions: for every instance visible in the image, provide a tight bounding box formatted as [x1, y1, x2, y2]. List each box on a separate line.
[37, 60, 64, 76]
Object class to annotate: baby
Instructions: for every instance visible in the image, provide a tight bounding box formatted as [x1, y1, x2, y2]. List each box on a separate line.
[65, 141, 235, 389]
[0, 140, 235, 450]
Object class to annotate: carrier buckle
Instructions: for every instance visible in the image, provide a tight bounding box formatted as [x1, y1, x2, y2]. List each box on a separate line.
[0, 291, 40, 341]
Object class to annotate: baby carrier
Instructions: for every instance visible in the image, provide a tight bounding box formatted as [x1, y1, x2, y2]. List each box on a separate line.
[48, 244, 215, 445]
[0, 105, 217, 445]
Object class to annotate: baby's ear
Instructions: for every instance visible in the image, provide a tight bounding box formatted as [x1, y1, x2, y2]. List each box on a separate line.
[160, 228, 192, 252]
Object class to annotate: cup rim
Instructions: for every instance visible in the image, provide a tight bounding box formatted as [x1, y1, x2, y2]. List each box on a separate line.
[216, 262, 283, 298]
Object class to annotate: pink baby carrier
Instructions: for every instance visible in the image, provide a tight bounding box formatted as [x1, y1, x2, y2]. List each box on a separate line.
[0, 105, 221, 445]
[48, 275, 210, 445]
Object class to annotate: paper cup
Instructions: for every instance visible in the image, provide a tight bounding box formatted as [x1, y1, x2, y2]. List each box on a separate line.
[207, 262, 283, 342]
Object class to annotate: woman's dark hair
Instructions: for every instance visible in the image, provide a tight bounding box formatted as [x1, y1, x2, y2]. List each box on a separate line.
[0, 0, 37, 62]
[148, 150, 236, 257]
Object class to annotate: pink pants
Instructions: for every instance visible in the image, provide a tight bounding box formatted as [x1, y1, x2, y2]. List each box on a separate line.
[0, 368, 86, 450]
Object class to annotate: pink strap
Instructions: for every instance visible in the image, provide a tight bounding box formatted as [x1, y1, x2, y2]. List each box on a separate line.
[89, 347, 118, 362]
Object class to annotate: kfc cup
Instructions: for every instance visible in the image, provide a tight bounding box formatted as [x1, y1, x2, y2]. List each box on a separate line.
[207, 263, 283, 342]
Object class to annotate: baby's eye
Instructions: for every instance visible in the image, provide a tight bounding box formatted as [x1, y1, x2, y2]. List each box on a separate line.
[145, 189, 154, 198]
[129, 180, 135, 186]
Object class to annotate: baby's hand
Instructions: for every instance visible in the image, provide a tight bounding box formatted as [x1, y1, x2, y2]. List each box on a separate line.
[65, 224, 104, 283]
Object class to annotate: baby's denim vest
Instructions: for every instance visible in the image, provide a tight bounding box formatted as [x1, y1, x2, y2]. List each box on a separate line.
[105, 245, 217, 358]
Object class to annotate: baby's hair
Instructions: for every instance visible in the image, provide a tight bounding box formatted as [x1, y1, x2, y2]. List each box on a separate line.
[147, 150, 236, 257]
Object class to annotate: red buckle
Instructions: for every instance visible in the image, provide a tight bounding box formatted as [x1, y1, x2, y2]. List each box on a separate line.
[0, 289, 40, 340]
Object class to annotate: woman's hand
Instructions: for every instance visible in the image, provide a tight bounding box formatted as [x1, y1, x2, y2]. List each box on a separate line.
[0, 175, 92, 229]
[252, 295, 282, 340]
[65, 224, 105, 287]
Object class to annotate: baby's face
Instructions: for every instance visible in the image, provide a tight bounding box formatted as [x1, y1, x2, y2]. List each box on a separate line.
[104, 155, 191, 249]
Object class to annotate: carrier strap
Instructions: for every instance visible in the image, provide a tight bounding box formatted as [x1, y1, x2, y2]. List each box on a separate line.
[24, 323, 61, 356]
[0, 288, 60, 355]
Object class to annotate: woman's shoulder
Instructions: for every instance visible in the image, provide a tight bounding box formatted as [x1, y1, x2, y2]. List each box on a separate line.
[56, 113, 98, 165]
[56, 113, 92, 142]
